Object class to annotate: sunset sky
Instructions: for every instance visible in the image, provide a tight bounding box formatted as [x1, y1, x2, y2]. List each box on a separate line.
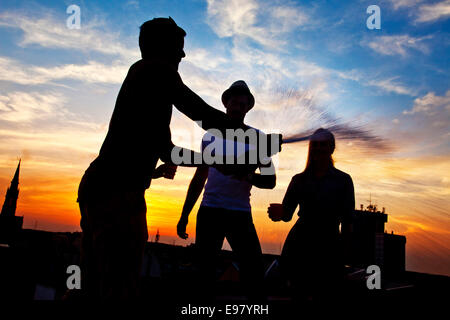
[0, 0, 449, 276]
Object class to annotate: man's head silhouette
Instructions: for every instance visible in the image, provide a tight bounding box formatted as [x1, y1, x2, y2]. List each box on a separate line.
[222, 80, 255, 123]
[139, 17, 186, 69]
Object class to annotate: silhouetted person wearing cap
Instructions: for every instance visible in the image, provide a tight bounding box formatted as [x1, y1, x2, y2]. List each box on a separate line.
[77, 17, 280, 300]
[268, 128, 354, 302]
[177, 81, 276, 300]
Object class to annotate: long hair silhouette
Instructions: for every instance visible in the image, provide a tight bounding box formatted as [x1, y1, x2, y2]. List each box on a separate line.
[304, 128, 335, 172]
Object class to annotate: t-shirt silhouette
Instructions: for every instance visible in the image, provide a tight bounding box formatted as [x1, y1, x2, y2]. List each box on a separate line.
[200, 131, 255, 212]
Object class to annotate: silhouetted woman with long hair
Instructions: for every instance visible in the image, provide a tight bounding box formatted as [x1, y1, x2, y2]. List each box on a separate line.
[268, 128, 355, 301]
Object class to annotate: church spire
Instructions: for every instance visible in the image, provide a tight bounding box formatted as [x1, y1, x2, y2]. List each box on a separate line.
[1, 159, 21, 217]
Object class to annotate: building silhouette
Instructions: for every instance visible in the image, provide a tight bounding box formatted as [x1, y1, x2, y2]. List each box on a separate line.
[349, 204, 406, 275]
[0, 159, 23, 245]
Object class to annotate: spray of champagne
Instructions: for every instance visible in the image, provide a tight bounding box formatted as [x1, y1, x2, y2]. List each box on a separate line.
[249, 87, 391, 153]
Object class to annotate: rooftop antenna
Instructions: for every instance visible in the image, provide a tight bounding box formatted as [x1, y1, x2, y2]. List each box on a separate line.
[367, 194, 377, 212]
[366, 194, 371, 211]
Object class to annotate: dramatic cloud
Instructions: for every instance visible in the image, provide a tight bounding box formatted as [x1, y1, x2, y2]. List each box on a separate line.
[33, 60, 129, 84]
[367, 77, 416, 96]
[388, 0, 450, 24]
[0, 9, 137, 86]
[416, 0, 450, 23]
[0, 56, 128, 85]
[364, 35, 432, 56]
[336, 69, 417, 97]
[0, 90, 107, 173]
[0, 91, 66, 122]
[183, 48, 228, 70]
[206, 0, 308, 49]
[0, 10, 139, 59]
[403, 90, 450, 115]
[389, 0, 424, 10]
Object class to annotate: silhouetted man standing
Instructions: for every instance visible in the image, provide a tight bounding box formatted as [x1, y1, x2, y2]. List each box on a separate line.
[77, 17, 280, 300]
[177, 81, 276, 300]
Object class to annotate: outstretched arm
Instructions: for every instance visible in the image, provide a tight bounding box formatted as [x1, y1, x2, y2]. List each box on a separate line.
[172, 79, 281, 156]
[158, 128, 204, 167]
[173, 83, 247, 132]
[177, 166, 209, 239]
